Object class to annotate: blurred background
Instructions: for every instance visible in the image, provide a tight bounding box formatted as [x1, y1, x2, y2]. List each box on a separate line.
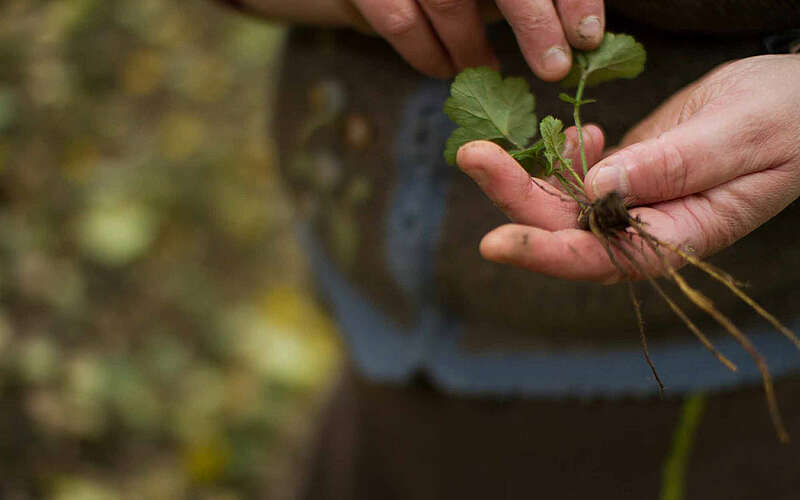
[0, 1, 342, 499]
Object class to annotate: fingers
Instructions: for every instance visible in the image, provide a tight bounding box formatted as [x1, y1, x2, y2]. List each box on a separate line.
[555, 0, 605, 50]
[477, 205, 689, 283]
[358, 0, 607, 80]
[472, 56, 800, 283]
[456, 124, 605, 230]
[457, 141, 579, 230]
[355, 0, 455, 78]
[637, 166, 800, 259]
[479, 166, 800, 284]
[496, 0, 573, 81]
[480, 225, 625, 282]
[356, 0, 499, 78]
[584, 109, 777, 206]
[418, 0, 499, 70]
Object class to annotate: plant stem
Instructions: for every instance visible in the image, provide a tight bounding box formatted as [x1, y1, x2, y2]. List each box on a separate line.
[564, 162, 585, 190]
[558, 147, 584, 193]
[555, 149, 585, 190]
[573, 74, 589, 176]
[553, 173, 586, 208]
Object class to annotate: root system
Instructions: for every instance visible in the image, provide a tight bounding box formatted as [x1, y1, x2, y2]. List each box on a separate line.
[584, 192, 800, 443]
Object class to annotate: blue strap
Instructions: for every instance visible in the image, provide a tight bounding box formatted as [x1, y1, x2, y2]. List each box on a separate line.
[304, 225, 800, 397]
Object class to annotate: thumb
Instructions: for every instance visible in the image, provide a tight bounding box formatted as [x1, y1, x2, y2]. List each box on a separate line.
[584, 108, 764, 205]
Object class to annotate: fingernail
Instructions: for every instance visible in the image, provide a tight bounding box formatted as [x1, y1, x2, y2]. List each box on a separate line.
[591, 166, 629, 198]
[577, 16, 602, 45]
[542, 46, 569, 75]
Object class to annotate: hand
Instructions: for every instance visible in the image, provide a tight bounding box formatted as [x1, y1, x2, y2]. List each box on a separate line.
[349, 0, 605, 80]
[456, 55, 800, 283]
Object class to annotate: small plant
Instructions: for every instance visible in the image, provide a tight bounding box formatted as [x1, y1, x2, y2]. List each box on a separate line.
[443, 33, 800, 443]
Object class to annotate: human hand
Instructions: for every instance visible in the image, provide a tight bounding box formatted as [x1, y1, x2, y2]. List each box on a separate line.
[349, 0, 605, 80]
[456, 55, 800, 283]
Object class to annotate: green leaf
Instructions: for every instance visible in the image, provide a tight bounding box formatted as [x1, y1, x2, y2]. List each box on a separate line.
[539, 116, 570, 175]
[558, 93, 578, 104]
[560, 64, 583, 89]
[561, 32, 646, 87]
[443, 67, 537, 164]
[511, 141, 544, 159]
[511, 141, 546, 175]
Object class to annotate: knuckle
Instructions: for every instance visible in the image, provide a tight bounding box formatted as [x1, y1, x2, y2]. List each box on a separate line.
[652, 135, 689, 200]
[511, 9, 558, 37]
[678, 80, 726, 123]
[708, 212, 739, 251]
[679, 195, 743, 256]
[716, 188, 761, 245]
[560, 0, 599, 14]
[376, 8, 419, 37]
[677, 88, 705, 124]
[677, 198, 714, 256]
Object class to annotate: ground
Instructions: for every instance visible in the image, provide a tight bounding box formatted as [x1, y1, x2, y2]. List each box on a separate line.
[0, 1, 341, 498]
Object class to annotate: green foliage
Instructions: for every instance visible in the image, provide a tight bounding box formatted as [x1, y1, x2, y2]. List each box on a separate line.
[509, 141, 546, 176]
[560, 32, 646, 88]
[539, 116, 569, 176]
[443, 67, 537, 164]
[443, 32, 646, 197]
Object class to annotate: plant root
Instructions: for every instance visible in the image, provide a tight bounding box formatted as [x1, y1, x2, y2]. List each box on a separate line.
[608, 237, 739, 373]
[626, 214, 791, 443]
[586, 197, 739, 376]
[577, 192, 795, 442]
[588, 213, 666, 396]
[627, 280, 665, 398]
[657, 236, 800, 353]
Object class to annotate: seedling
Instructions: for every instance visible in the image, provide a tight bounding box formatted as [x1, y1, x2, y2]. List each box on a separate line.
[443, 33, 800, 443]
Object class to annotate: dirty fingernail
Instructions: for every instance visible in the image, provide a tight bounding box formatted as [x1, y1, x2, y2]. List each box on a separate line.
[542, 46, 570, 75]
[591, 166, 629, 198]
[577, 16, 602, 45]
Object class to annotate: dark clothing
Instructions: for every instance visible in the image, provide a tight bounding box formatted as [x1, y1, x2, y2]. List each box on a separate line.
[298, 369, 800, 500]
